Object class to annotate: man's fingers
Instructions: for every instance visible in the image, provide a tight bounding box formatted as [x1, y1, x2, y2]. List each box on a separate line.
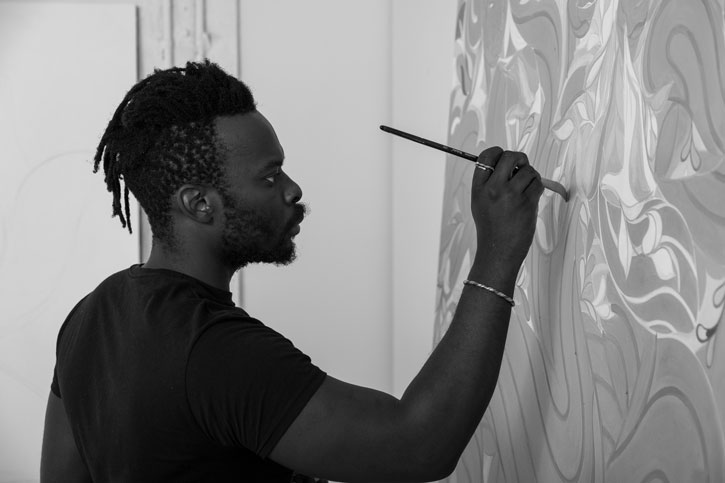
[510, 164, 540, 194]
[523, 168, 545, 200]
[490, 150, 530, 185]
[473, 146, 503, 186]
[477, 146, 504, 167]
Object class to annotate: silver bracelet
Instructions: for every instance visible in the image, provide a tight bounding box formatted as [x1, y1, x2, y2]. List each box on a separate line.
[463, 279, 515, 307]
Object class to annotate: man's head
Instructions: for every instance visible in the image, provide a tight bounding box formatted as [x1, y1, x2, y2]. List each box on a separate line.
[94, 59, 305, 271]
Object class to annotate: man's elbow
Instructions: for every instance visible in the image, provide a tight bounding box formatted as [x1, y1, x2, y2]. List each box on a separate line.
[397, 429, 461, 481]
[426, 450, 459, 481]
[413, 459, 454, 482]
[402, 453, 457, 482]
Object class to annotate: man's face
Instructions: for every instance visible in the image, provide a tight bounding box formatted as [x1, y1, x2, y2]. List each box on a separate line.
[214, 111, 305, 271]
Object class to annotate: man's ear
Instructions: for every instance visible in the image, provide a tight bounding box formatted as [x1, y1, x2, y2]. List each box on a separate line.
[176, 185, 216, 222]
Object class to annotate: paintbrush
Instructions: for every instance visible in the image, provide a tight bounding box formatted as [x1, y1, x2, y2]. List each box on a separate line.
[380, 125, 569, 201]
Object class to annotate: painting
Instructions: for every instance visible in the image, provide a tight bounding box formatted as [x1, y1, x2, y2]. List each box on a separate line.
[434, 0, 725, 481]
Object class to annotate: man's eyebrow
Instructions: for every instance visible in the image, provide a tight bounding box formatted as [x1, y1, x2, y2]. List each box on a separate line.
[258, 159, 284, 173]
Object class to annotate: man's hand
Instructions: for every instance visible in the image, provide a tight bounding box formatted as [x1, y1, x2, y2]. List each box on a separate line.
[470, 147, 544, 268]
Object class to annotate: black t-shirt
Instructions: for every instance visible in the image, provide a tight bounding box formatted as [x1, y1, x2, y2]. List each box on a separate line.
[51, 263, 327, 482]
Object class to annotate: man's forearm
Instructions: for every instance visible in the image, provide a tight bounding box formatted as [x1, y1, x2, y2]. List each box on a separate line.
[398, 253, 518, 473]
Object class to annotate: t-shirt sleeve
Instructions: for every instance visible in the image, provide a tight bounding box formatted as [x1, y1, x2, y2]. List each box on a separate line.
[50, 295, 90, 399]
[185, 318, 327, 458]
[51, 366, 61, 398]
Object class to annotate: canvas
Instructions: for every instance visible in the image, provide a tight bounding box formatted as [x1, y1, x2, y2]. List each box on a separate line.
[434, 0, 725, 481]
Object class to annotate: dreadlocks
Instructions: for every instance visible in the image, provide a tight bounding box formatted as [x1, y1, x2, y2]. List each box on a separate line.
[93, 59, 257, 253]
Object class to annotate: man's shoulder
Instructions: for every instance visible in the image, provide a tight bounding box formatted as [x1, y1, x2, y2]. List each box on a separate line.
[189, 310, 307, 367]
[195, 310, 274, 342]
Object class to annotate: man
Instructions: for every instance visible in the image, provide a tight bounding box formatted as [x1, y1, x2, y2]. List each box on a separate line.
[41, 59, 544, 482]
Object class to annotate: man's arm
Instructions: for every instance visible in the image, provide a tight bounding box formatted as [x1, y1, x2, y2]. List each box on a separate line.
[270, 255, 516, 482]
[40, 391, 92, 483]
[270, 148, 544, 482]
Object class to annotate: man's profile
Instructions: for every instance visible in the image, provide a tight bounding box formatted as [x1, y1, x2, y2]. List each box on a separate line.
[40, 59, 544, 482]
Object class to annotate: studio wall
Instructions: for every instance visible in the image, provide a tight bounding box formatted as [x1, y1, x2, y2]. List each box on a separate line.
[0, 3, 137, 479]
[434, 0, 725, 481]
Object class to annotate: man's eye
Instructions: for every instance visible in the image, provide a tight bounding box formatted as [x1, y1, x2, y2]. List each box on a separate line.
[264, 168, 281, 184]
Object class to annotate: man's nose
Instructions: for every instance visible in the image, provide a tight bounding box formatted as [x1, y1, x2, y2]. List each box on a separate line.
[284, 176, 302, 205]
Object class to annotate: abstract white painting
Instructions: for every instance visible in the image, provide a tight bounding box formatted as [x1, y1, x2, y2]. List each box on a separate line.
[435, 0, 725, 481]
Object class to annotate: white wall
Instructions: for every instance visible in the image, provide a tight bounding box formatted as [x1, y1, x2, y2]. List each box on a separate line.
[0, 3, 138, 480]
[391, 0, 456, 398]
[238, 0, 394, 392]
[238, 0, 456, 398]
[237, 0, 455, 397]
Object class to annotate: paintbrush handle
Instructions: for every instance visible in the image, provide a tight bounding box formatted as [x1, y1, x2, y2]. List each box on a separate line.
[380, 125, 569, 201]
[380, 125, 478, 161]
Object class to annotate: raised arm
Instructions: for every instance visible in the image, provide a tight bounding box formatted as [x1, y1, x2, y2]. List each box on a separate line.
[270, 148, 544, 482]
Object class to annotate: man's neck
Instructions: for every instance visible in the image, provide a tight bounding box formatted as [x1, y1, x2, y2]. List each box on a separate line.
[143, 249, 232, 292]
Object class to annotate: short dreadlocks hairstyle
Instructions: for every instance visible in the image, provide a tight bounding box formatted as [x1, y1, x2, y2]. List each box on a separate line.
[93, 59, 257, 253]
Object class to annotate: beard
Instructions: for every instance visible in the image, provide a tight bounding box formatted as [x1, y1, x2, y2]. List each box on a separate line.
[218, 196, 307, 272]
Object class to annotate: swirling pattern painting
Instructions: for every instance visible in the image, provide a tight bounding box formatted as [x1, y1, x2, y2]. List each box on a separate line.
[434, 0, 725, 481]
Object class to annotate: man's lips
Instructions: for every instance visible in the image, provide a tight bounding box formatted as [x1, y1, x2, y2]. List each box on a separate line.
[288, 206, 305, 236]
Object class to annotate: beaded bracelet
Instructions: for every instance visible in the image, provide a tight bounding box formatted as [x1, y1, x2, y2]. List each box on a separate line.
[463, 279, 515, 307]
